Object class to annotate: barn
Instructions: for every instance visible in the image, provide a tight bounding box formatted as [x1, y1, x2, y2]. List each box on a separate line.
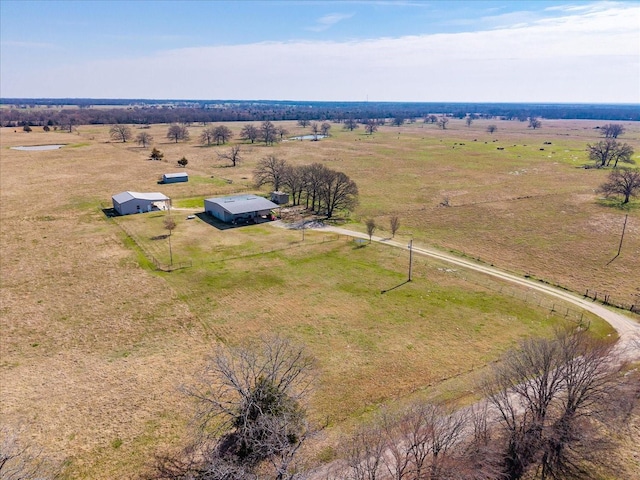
[161, 172, 188, 184]
[112, 191, 171, 215]
[204, 194, 279, 224]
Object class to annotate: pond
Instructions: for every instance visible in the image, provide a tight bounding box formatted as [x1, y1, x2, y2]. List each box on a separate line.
[10, 144, 66, 151]
[288, 135, 327, 141]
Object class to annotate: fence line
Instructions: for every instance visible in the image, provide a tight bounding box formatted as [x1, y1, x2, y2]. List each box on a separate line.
[111, 215, 342, 272]
[108, 210, 637, 317]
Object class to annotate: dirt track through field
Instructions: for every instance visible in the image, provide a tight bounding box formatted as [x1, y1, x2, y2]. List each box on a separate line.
[304, 224, 640, 362]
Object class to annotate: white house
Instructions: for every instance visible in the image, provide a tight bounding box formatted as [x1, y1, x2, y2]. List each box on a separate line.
[204, 194, 279, 223]
[112, 191, 171, 215]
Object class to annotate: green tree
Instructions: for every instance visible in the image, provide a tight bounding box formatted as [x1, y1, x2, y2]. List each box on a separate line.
[149, 147, 164, 161]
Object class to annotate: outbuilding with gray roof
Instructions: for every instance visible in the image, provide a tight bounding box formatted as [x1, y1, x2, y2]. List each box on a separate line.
[112, 191, 171, 215]
[204, 194, 278, 224]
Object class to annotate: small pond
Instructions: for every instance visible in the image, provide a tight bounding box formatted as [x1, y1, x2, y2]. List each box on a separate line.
[289, 135, 327, 141]
[10, 144, 66, 151]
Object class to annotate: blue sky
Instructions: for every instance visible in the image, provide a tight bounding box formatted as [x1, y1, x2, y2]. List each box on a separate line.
[1, 1, 638, 102]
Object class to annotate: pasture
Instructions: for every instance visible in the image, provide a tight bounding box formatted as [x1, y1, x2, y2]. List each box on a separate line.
[0, 118, 637, 478]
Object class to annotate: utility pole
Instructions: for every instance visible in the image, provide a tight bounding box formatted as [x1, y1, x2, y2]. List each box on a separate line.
[408, 239, 413, 282]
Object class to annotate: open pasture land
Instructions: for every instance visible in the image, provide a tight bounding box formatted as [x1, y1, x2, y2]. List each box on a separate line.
[0, 119, 635, 478]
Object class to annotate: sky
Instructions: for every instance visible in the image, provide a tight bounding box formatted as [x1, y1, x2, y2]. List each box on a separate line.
[0, 0, 638, 103]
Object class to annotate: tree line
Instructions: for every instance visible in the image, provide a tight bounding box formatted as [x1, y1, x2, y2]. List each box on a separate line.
[3, 100, 639, 128]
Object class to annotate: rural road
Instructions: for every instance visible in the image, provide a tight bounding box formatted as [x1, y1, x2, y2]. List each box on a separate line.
[305, 223, 640, 362]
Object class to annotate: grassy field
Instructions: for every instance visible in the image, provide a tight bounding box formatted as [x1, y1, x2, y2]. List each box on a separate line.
[0, 119, 637, 478]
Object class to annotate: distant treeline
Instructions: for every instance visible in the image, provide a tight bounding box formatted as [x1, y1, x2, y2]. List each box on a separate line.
[1, 98, 638, 127]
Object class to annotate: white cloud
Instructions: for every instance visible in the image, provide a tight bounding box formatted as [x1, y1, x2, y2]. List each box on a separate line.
[306, 12, 355, 32]
[3, 3, 638, 102]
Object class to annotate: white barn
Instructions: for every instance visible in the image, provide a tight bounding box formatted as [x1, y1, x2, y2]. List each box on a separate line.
[204, 194, 279, 224]
[112, 191, 171, 215]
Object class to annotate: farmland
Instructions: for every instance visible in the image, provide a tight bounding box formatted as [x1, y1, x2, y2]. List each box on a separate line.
[0, 118, 638, 478]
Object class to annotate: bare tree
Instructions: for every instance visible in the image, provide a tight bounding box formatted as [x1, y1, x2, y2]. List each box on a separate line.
[587, 139, 634, 168]
[167, 124, 190, 143]
[343, 118, 359, 131]
[320, 122, 331, 136]
[365, 219, 376, 243]
[597, 167, 640, 204]
[425, 115, 438, 124]
[389, 216, 400, 237]
[277, 126, 289, 141]
[110, 124, 132, 142]
[437, 116, 449, 129]
[182, 336, 316, 479]
[482, 327, 622, 480]
[217, 145, 242, 167]
[0, 427, 58, 480]
[282, 165, 306, 205]
[149, 147, 164, 161]
[240, 124, 259, 144]
[364, 120, 378, 135]
[302, 163, 330, 212]
[136, 131, 154, 148]
[465, 116, 473, 127]
[310, 122, 320, 141]
[213, 125, 233, 145]
[319, 169, 359, 218]
[260, 121, 278, 146]
[200, 127, 216, 146]
[601, 123, 625, 138]
[297, 119, 310, 128]
[487, 124, 498, 134]
[254, 155, 288, 191]
[528, 117, 541, 129]
[340, 423, 386, 480]
[391, 116, 404, 127]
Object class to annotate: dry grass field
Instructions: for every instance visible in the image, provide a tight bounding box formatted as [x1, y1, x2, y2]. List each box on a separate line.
[0, 119, 638, 479]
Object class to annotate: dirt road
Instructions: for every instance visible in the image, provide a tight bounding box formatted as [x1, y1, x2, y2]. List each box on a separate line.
[310, 224, 640, 362]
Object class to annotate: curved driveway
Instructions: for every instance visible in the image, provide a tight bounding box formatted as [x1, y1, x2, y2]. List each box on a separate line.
[312, 224, 640, 362]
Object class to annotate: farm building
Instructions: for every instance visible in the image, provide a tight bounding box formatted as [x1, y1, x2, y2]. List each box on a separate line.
[112, 191, 171, 215]
[204, 194, 279, 224]
[270, 191, 289, 205]
[161, 172, 188, 184]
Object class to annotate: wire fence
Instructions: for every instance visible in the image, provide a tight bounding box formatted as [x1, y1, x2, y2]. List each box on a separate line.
[107, 210, 638, 318]
[112, 215, 342, 272]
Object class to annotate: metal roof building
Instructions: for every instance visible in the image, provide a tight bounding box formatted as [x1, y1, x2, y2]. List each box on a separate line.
[161, 172, 188, 184]
[112, 191, 170, 215]
[204, 194, 278, 224]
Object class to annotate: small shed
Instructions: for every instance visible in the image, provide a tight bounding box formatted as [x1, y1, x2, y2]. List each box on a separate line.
[204, 194, 279, 224]
[270, 191, 289, 205]
[161, 172, 188, 184]
[112, 191, 171, 215]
